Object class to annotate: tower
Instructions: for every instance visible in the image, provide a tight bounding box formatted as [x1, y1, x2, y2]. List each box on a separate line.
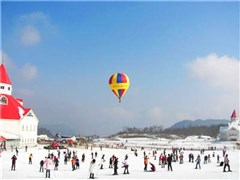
[0, 64, 12, 95]
[230, 109, 238, 123]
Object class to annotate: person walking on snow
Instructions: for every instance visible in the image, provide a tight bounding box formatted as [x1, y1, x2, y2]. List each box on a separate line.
[122, 157, 129, 174]
[144, 156, 148, 171]
[39, 160, 44, 172]
[11, 154, 17, 171]
[89, 159, 96, 179]
[195, 155, 201, 169]
[113, 157, 119, 175]
[167, 154, 173, 171]
[71, 157, 76, 171]
[159, 153, 163, 165]
[100, 154, 105, 169]
[223, 154, 231, 172]
[44, 157, 52, 178]
[29, 154, 33, 164]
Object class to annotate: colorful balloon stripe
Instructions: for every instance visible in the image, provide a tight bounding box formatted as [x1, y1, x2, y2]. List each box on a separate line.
[109, 72, 130, 102]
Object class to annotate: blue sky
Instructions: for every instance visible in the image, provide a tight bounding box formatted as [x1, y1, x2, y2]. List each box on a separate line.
[1, 1, 239, 136]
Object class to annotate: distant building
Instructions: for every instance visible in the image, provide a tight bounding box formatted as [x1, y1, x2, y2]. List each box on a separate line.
[219, 110, 240, 141]
[0, 64, 39, 149]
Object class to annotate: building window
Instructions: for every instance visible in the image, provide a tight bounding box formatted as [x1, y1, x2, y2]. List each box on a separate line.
[0, 95, 8, 105]
[8, 87, 10, 91]
[27, 113, 33, 117]
[0, 86, 4, 89]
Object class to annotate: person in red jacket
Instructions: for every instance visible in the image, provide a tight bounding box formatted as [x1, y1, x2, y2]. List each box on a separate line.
[159, 153, 163, 165]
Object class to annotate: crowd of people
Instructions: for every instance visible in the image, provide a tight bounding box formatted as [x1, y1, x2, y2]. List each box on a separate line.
[5, 145, 233, 179]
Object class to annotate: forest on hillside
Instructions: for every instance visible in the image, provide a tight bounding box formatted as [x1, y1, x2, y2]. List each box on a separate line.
[112, 124, 227, 138]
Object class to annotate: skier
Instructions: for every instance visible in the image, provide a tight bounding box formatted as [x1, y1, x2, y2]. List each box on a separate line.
[89, 159, 96, 179]
[11, 154, 17, 171]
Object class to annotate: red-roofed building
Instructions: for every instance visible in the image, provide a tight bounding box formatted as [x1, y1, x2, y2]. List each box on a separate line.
[231, 109, 238, 120]
[219, 110, 240, 141]
[0, 64, 39, 148]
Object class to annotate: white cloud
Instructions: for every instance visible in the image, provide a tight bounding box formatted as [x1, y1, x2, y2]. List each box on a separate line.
[188, 53, 239, 93]
[0, 51, 38, 82]
[0, 50, 15, 71]
[20, 12, 49, 22]
[19, 63, 38, 81]
[19, 11, 57, 46]
[21, 26, 41, 46]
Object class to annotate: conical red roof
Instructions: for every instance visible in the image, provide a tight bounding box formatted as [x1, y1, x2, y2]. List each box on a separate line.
[0, 64, 12, 85]
[231, 110, 238, 118]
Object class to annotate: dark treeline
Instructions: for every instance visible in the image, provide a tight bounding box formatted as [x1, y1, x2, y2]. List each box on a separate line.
[113, 124, 227, 138]
[38, 127, 54, 138]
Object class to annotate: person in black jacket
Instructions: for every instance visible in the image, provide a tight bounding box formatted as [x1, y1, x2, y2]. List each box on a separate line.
[39, 160, 44, 172]
[113, 157, 118, 175]
[167, 154, 173, 171]
[11, 155, 17, 171]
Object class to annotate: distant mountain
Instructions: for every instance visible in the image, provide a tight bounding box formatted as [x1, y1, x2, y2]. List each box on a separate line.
[39, 123, 78, 136]
[170, 119, 228, 129]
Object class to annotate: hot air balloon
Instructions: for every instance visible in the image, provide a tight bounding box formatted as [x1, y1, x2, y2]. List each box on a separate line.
[109, 72, 130, 103]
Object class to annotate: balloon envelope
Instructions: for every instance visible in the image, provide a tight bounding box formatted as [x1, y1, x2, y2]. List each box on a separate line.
[109, 73, 130, 102]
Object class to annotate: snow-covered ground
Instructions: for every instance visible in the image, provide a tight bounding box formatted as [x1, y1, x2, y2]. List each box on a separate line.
[0, 137, 239, 179]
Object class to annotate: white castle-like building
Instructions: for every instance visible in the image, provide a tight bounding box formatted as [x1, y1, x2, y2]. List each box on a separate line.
[0, 64, 39, 149]
[219, 110, 240, 141]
